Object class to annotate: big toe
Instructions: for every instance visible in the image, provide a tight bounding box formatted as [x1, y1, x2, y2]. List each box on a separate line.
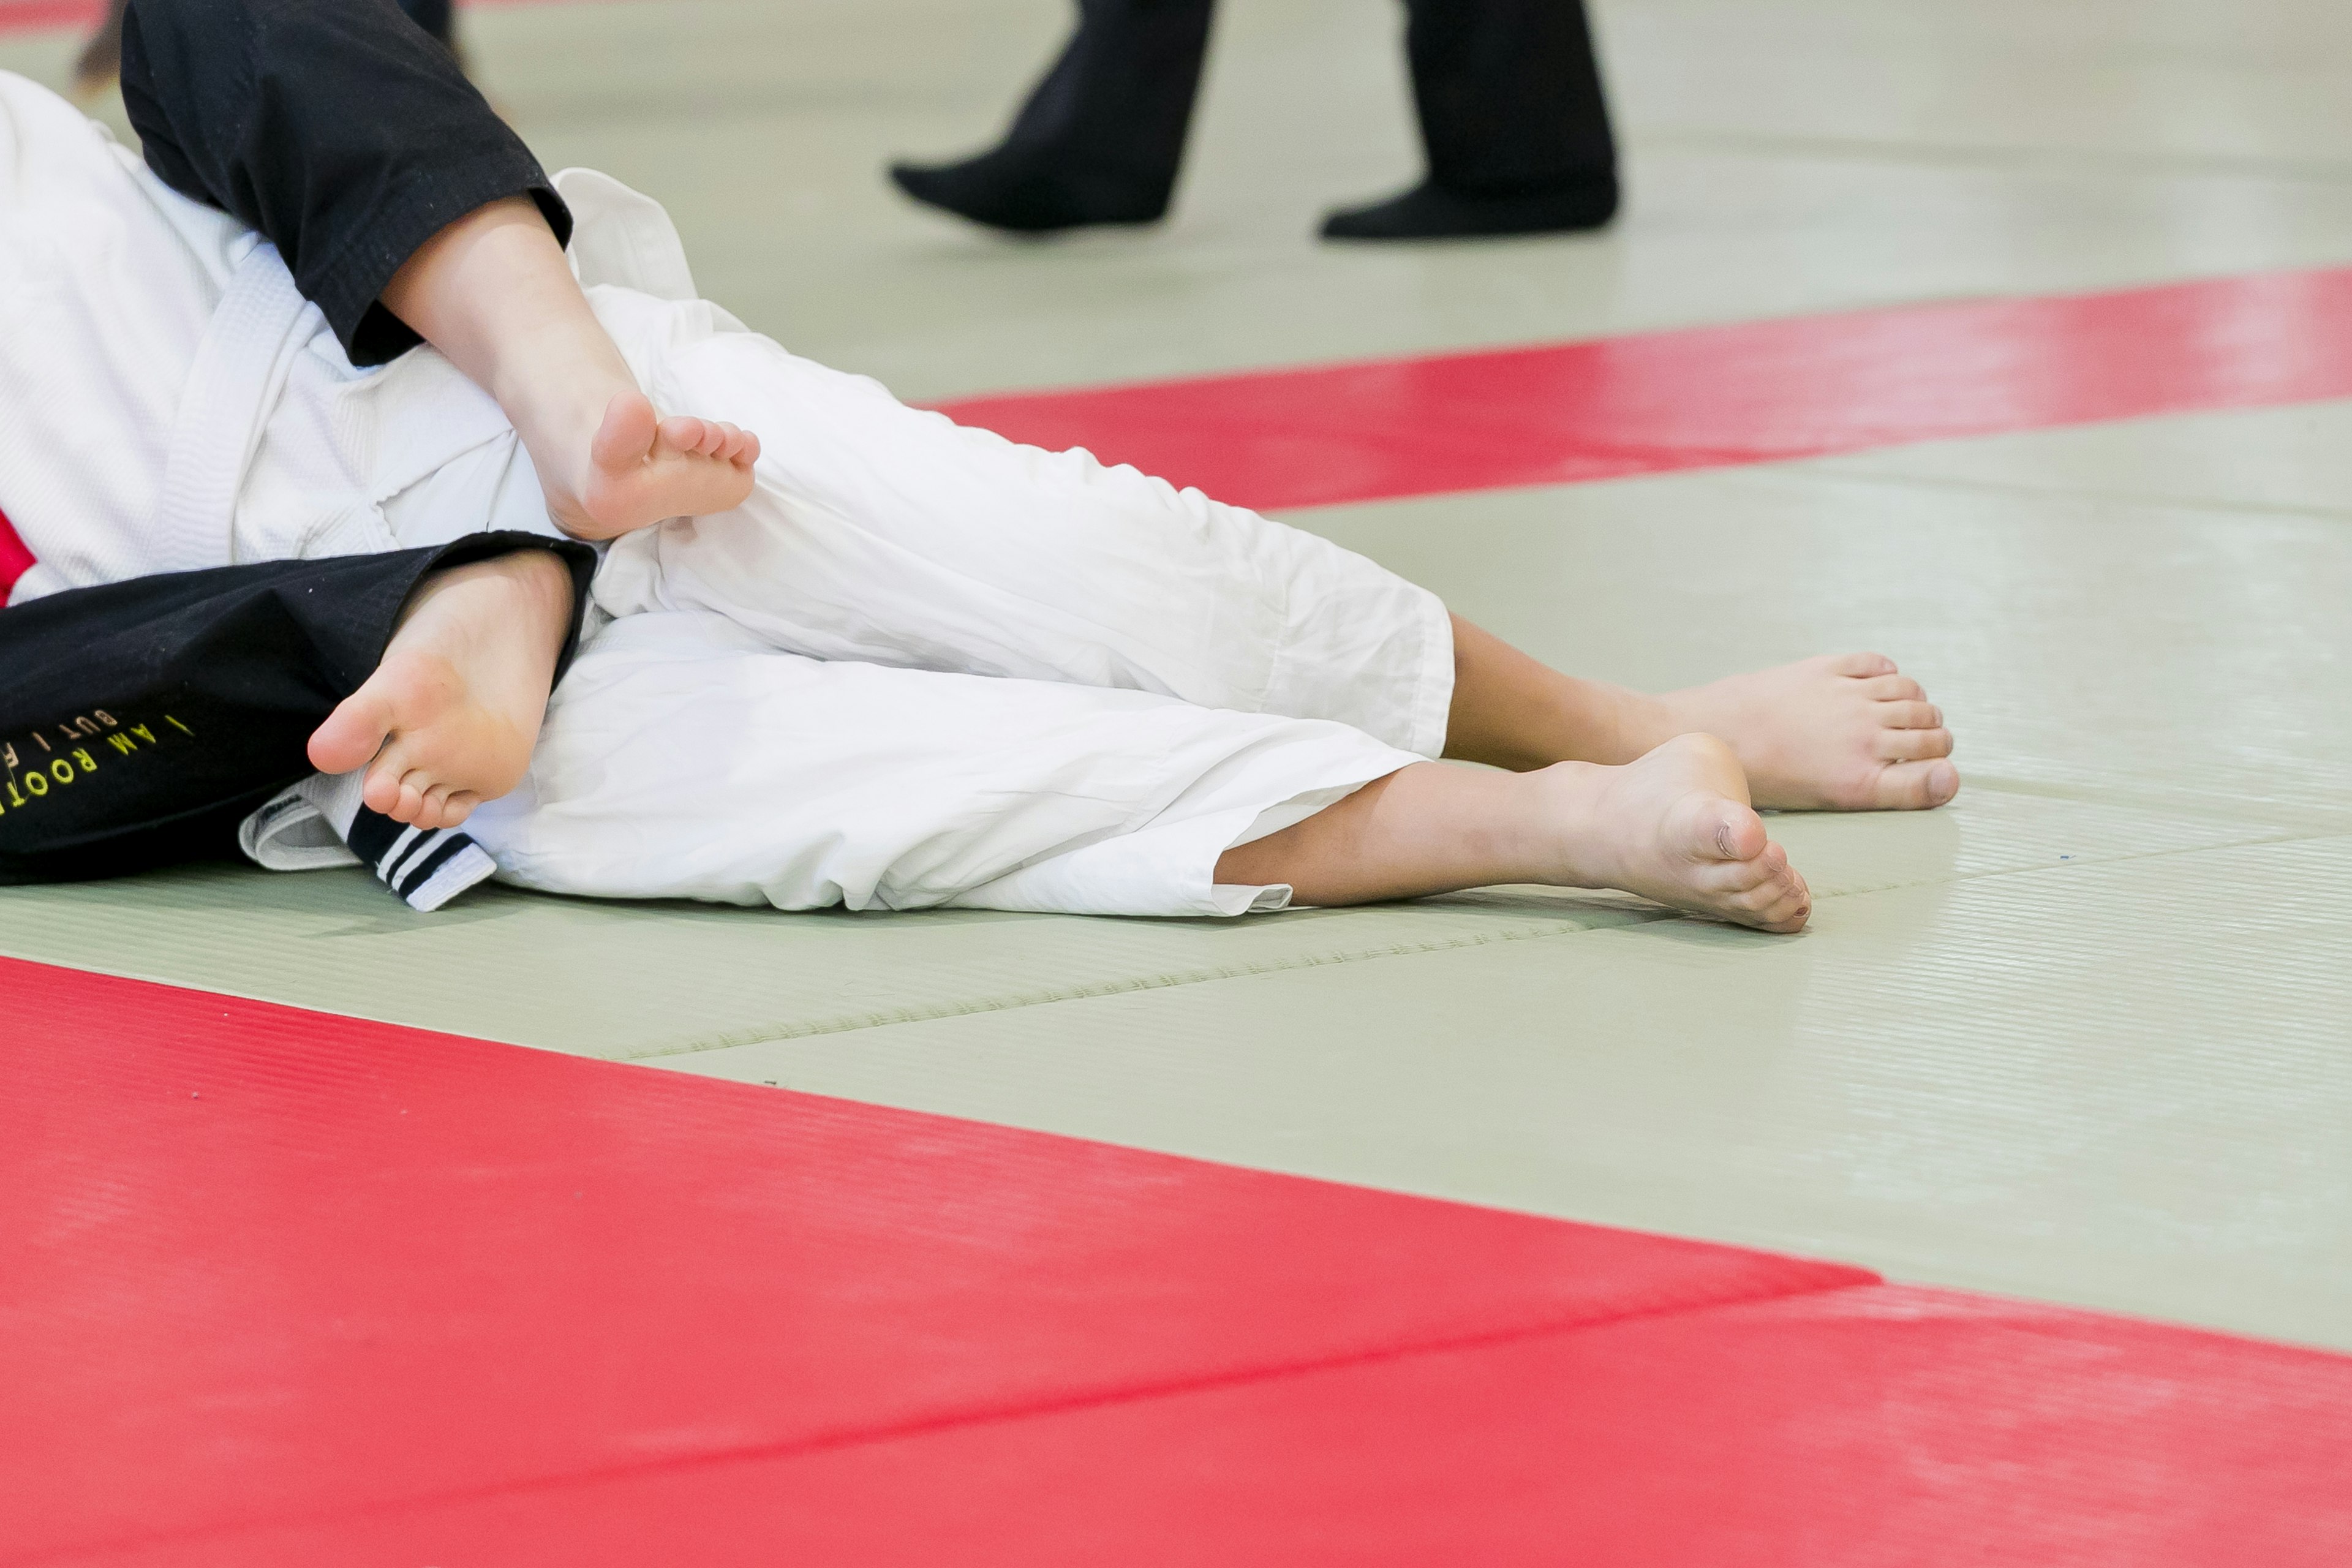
[1678, 794, 1768, 864]
[309, 689, 394, 775]
[1875, 758, 1961, 810]
[592, 390, 661, 472]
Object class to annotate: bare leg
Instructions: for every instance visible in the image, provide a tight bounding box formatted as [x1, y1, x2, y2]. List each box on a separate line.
[380, 198, 760, 541]
[1217, 734, 1811, 933]
[1443, 617, 1959, 812]
[306, 550, 576, 831]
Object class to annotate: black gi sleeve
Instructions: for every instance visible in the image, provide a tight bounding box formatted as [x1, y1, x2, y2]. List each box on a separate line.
[119, 0, 571, 367]
[0, 535, 595, 884]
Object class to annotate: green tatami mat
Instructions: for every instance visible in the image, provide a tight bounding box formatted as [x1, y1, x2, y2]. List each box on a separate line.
[665, 832, 2352, 1357]
[0, 785, 2280, 1061]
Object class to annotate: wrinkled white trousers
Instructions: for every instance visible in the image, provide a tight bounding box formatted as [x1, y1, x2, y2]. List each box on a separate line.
[464, 287, 1453, 917]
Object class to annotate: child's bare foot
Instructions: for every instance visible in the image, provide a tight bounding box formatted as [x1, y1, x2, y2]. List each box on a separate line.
[377, 197, 760, 543]
[1636, 653, 1959, 812]
[1537, 734, 1812, 933]
[534, 388, 761, 542]
[306, 551, 576, 831]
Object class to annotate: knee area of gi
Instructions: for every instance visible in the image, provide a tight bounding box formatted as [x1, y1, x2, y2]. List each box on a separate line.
[3, 0, 2348, 1561]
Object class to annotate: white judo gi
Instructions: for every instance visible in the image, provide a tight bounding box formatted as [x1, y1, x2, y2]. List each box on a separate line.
[0, 73, 1452, 918]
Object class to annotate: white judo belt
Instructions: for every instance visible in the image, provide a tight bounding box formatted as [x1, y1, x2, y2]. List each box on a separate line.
[240, 771, 498, 914]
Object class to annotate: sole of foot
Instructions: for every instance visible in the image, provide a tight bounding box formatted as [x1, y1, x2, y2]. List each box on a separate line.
[545, 391, 760, 541]
[1539, 733, 1812, 934]
[306, 550, 576, 832]
[1647, 652, 1960, 812]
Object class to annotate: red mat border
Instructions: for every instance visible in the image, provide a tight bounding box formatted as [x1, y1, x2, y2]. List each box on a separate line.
[0, 0, 596, 36]
[933, 265, 2352, 513]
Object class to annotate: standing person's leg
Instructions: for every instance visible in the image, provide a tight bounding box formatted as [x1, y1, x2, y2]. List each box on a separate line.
[398, 0, 455, 48]
[118, 0, 757, 538]
[0, 535, 590, 885]
[1325, 0, 1619, 239]
[889, 0, 1216, 233]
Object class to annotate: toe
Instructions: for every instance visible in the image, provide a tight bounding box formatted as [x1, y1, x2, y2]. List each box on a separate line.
[1711, 839, 1789, 890]
[593, 391, 662, 472]
[1876, 699, 1943, 730]
[1725, 858, 1809, 931]
[1860, 674, 1927, 702]
[309, 687, 395, 775]
[439, 791, 481, 829]
[1875, 725, 1953, 762]
[1697, 800, 1768, 863]
[361, 756, 407, 819]
[1828, 652, 1898, 678]
[1873, 758, 1961, 810]
[734, 428, 763, 466]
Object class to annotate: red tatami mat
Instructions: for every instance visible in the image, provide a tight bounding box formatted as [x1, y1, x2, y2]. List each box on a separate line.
[8, 955, 2351, 1564]
[937, 267, 2352, 512]
[1, 957, 1857, 1564]
[0, 0, 582, 34]
[86, 1289, 2352, 1568]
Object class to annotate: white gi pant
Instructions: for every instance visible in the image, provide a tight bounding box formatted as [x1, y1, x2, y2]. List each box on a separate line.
[0, 71, 1452, 919]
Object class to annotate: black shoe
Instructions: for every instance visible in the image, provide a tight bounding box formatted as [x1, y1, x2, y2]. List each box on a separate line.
[889, 150, 1172, 235]
[1320, 175, 1619, 241]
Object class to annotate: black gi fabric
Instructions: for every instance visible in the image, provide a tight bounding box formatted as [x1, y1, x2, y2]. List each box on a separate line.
[119, 0, 570, 367]
[989, 0, 1615, 200]
[0, 535, 595, 885]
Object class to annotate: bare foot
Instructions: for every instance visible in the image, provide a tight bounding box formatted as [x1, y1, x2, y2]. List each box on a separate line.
[306, 551, 575, 831]
[1537, 734, 1812, 933]
[1633, 653, 1959, 812]
[377, 197, 760, 542]
[533, 389, 761, 541]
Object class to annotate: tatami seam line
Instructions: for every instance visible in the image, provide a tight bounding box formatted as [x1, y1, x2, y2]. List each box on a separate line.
[621, 826, 2348, 1058]
[1961, 772, 2352, 833]
[31, 1273, 1881, 1567]
[1, 826, 2333, 1063]
[616, 914, 1665, 1058]
[1640, 127, 2352, 187]
[1779, 463, 2352, 528]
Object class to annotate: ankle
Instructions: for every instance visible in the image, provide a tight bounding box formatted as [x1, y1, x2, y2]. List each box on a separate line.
[1604, 686, 1681, 763]
[1518, 761, 1619, 886]
[492, 354, 628, 456]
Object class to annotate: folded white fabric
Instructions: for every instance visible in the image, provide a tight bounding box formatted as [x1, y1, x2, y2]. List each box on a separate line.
[239, 771, 497, 913]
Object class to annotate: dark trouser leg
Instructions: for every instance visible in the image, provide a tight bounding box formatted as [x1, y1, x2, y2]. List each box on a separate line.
[78, 0, 450, 90]
[399, 0, 455, 47]
[1325, 0, 1620, 240]
[889, 0, 1216, 233]
[119, 0, 564, 366]
[0, 535, 592, 885]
